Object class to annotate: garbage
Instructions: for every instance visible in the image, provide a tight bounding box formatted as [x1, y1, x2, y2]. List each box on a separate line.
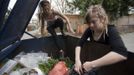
[18, 52, 49, 68]
[10, 67, 44, 75]
[69, 67, 97, 75]
[0, 60, 18, 75]
[10, 68, 31, 75]
[7, 52, 48, 75]
[38, 57, 74, 75]
[48, 61, 69, 75]
[38, 58, 59, 74]
[1, 52, 74, 75]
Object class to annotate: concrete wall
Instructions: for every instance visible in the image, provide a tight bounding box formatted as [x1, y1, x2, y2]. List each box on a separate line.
[66, 14, 134, 34]
[116, 15, 134, 25]
[65, 14, 84, 31]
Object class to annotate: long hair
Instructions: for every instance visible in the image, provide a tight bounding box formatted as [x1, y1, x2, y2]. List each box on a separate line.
[38, 0, 50, 24]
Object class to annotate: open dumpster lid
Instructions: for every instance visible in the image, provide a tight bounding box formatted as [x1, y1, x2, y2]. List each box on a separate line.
[0, 0, 40, 62]
[0, 0, 40, 50]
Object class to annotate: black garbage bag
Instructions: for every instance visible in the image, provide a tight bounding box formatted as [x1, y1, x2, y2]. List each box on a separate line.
[69, 67, 97, 75]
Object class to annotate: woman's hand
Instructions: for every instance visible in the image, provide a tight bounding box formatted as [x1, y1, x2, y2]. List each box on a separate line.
[83, 61, 94, 72]
[74, 60, 83, 75]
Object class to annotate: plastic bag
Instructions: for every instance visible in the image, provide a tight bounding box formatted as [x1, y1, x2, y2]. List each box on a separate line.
[69, 67, 97, 75]
[19, 53, 48, 68]
[48, 61, 69, 75]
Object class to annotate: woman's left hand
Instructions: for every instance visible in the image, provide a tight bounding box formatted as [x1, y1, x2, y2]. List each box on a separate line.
[83, 62, 93, 72]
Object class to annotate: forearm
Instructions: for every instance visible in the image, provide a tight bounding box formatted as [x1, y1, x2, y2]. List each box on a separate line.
[66, 19, 74, 33]
[62, 15, 74, 33]
[91, 51, 127, 68]
[40, 19, 48, 36]
[41, 26, 44, 36]
[58, 12, 74, 33]
[64, 17, 71, 30]
[75, 46, 81, 62]
[40, 18, 44, 33]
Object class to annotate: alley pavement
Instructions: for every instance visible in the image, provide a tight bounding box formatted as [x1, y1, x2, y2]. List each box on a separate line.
[121, 32, 134, 53]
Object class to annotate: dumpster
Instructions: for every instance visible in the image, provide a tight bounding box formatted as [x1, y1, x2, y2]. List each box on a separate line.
[1, 35, 134, 75]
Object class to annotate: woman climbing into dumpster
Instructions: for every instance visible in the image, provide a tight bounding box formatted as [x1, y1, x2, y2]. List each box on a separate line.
[38, 0, 75, 52]
[74, 5, 128, 75]
[38, 0, 74, 37]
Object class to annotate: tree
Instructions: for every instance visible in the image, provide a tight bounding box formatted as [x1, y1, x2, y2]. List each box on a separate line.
[66, 0, 134, 21]
[52, 0, 68, 13]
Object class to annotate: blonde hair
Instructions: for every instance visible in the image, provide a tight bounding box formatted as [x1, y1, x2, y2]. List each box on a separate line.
[85, 5, 109, 38]
[85, 5, 108, 25]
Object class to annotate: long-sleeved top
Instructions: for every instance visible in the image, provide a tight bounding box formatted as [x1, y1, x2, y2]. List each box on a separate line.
[77, 25, 128, 57]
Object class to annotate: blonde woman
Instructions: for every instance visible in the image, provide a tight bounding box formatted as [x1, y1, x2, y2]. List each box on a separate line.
[74, 5, 127, 74]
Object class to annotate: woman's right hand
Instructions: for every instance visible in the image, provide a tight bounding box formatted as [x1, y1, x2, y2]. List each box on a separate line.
[74, 60, 83, 75]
